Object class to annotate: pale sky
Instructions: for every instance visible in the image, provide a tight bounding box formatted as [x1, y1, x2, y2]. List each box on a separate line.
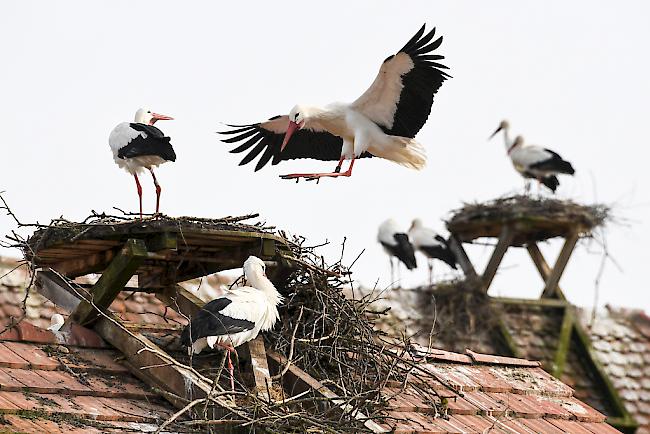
[1, 1, 648, 311]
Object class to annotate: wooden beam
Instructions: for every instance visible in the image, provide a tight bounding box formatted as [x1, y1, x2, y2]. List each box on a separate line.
[35, 269, 84, 312]
[526, 243, 567, 301]
[71, 239, 148, 326]
[551, 307, 574, 378]
[50, 249, 116, 278]
[241, 336, 272, 400]
[492, 296, 568, 308]
[447, 235, 477, 278]
[481, 225, 515, 292]
[145, 232, 177, 252]
[156, 284, 204, 320]
[541, 230, 580, 298]
[267, 350, 387, 433]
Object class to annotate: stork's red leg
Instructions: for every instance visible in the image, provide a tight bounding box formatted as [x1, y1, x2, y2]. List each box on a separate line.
[148, 168, 161, 214]
[280, 157, 356, 181]
[133, 174, 143, 219]
[226, 349, 234, 392]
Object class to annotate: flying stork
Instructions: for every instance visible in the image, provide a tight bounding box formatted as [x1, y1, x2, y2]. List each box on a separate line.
[490, 120, 575, 193]
[180, 256, 282, 391]
[377, 219, 417, 288]
[220, 24, 450, 181]
[408, 218, 457, 285]
[109, 108, 175, 218]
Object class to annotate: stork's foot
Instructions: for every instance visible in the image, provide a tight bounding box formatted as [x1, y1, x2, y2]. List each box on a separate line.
[280, 170, 352, 183]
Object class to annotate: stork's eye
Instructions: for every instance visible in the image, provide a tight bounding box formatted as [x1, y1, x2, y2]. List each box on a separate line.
[294, 113, 299, 119]
[147, 111, 151, 114]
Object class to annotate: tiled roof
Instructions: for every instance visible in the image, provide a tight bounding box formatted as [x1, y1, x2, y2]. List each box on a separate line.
[0, 327, 177, 432]
[380, 346, 622, 434]
[580, 306, 650, 434]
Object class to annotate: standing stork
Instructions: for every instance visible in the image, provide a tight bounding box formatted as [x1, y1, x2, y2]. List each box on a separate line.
[490, 120, 575, 193]
[377, 219, 417, 288]
[220, 24, 450, 181]
[409, 218, 457, 285]
[109, 108, 175, 218]
[180, 256, 282, 391]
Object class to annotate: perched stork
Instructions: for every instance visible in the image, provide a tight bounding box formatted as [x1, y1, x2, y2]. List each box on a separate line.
[109, 108, 175, 218]
[490, 120, 575, 193]
[377, 219, 417, 288]
[180, 256, 282, 391]
[409, 219, 457, 284]
[221, 24, 450, 181]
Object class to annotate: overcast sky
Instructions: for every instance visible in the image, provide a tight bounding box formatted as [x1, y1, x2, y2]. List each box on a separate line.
[1, 1, 648, 312]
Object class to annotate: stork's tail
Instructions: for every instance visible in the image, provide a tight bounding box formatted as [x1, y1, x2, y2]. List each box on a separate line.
[374, 136, 427, 170]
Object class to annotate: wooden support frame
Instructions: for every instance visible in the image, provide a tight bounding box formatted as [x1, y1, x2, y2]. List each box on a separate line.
[551, 306, 574, 378]
[447, 235, 477, 278]
[71, 239, 148, 326]
[540, 230, 580, 298]
[481, 225, 515, 292]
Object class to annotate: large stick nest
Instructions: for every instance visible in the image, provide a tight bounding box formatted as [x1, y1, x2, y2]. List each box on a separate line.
[447, 195, 610, 245]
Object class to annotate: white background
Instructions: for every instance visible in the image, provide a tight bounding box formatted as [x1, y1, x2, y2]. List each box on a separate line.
[1, 1, 648, 311]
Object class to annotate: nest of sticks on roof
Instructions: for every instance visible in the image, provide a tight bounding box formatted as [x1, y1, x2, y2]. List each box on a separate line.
[446, 195, 610, 246]
[23, 211, 274, 255]
[411, 278, 505, 354]
[246, 243, 449, 432]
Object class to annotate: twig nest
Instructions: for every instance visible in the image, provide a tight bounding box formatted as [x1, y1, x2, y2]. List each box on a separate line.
[446, 195, 610, 246]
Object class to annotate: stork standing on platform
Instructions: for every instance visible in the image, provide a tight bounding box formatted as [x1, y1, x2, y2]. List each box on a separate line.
[221, 24, 450, 181]
[490, 120, 575, 193]
[180, 256, 282, 391]
[378, 219, 417, 288]
[109, 108, 176, 218]
[408, 219, 457, 285]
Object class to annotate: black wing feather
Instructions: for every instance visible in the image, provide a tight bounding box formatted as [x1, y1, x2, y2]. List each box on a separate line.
[382, 233, 417, 270]
[382, 25, 451, 139]
[220, 118, 372, 172]
[180, 298, 255, 346]
[118, 123, 176, 161]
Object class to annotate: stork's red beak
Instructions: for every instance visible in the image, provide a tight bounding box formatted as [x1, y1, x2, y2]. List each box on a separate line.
[152, 113, 174, 122]
[281, 120, 301, 151]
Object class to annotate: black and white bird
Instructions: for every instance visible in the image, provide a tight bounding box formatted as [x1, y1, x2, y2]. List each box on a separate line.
[180, 256, 283, 391]
[221, 24, 450, 181]
[377, 219, 417, 287]
[408, 219, 457, 284]
[490, 120, 575, 193]
[109, 108, 176, 218]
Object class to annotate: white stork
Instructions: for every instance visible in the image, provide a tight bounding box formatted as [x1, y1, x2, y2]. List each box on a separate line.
[408, 218, 457, 285]
[490, 120, 575, 193]
[109, 108, 175, 218]
[377, 219, 417, 288]
[180, 256, 282, 391]
[220, 24, 450, 181]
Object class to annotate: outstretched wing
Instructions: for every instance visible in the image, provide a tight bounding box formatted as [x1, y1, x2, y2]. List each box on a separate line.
[220, 115, 370, 171]
[351, 24, 450, 138]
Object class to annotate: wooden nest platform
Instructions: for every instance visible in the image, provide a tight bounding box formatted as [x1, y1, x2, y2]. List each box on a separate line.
[446, 195, 609, 246]
[24, 214, 293, 286]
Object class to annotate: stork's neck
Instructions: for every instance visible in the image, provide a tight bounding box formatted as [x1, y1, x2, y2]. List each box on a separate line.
[301, 105, 337, 131]
[502, 127, 514, 153]
[247, 271, 283, 306]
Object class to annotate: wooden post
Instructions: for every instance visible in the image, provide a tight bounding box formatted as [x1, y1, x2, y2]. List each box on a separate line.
[447, 235, 477, 278]
[481, 225, 515, 292]
[526, 243, 567, 301]
[540, 230, 580, 298]
[71, 239, 147, 326]
[552, 307, 574, 378]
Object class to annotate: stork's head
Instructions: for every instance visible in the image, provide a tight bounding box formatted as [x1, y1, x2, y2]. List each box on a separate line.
[512, 135, 524, 149]
[281, 105, 307, 151]
[489, 120, 510, 139]
[409, 218, 423, 231]
[134, 108, 174, 126]
[243, 255, 267, 277]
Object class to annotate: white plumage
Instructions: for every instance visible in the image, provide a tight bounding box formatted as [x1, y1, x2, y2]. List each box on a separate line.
[490, 120, 575, 193]
[409, 219, 457, 284]
[180, 256, 283, 390]
[377, 219, 417, 288]
[221, 24, 450, 180]
[108, 108, 175, 217]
